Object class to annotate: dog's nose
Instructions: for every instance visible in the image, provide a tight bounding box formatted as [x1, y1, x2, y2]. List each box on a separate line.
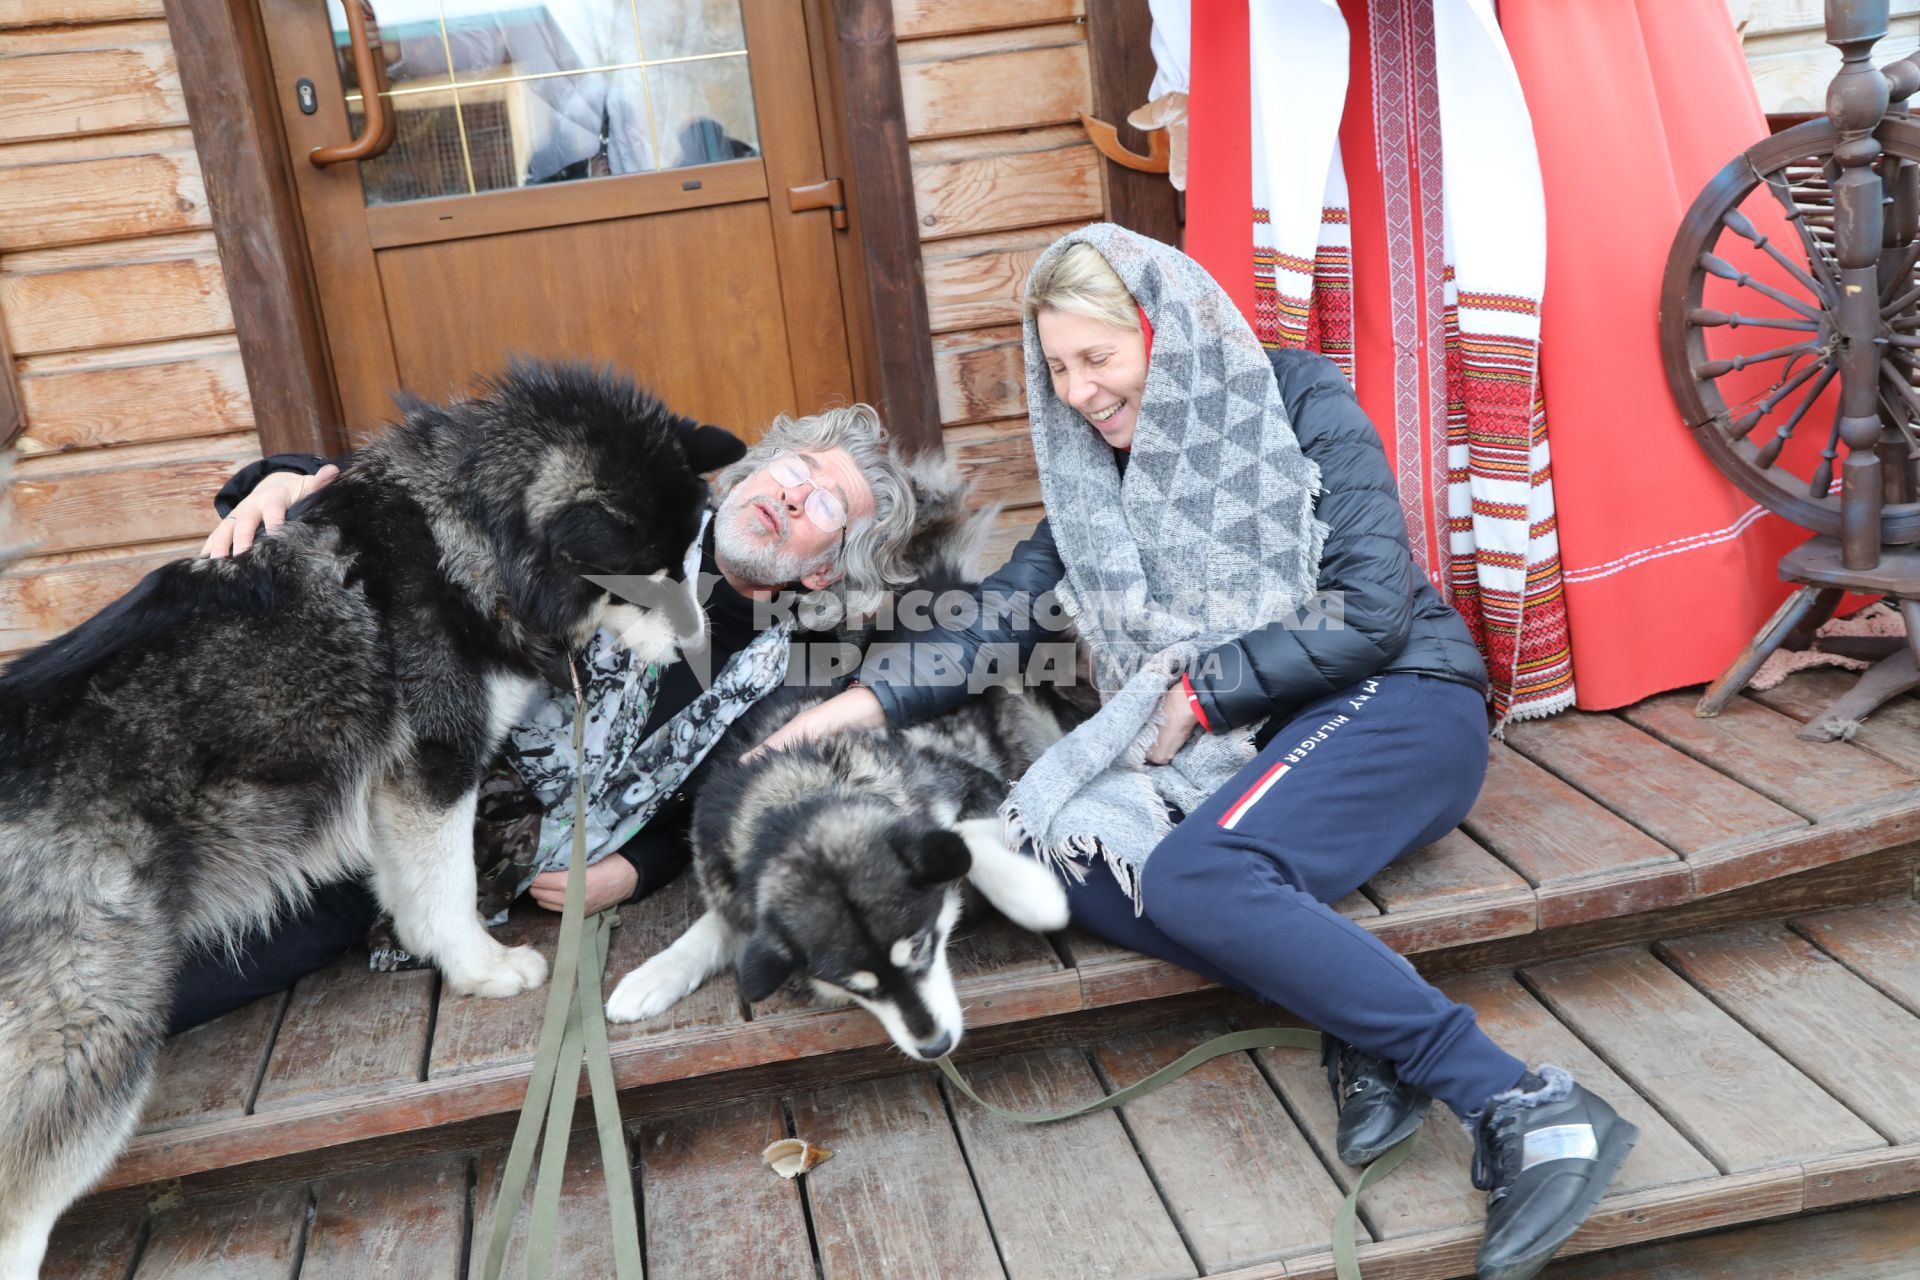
[918, 1031, 955, 1059]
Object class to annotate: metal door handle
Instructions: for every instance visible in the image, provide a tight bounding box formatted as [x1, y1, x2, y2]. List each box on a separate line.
[311, 0, 394, 167]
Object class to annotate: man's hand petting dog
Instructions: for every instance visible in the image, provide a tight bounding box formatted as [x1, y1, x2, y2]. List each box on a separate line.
[528, 856, 636, 915]
[742, 684, 886, 760]
[200, 464, 340, 557]
[1145, 681, 1201, 764]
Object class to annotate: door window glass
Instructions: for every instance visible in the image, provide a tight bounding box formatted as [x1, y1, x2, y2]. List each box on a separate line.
[328, 0, 760, 204]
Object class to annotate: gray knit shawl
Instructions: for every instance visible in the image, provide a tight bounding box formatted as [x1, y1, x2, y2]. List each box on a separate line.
[1003, 224, 1327, 905]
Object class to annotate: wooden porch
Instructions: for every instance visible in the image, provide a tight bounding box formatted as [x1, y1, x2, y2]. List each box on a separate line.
[44, 669, 1920, 1278]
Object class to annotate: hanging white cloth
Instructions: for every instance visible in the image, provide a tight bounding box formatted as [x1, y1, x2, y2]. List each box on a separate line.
[1248, 1, 1350, 354]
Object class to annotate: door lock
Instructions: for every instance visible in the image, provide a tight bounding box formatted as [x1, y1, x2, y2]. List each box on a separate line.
[788, 178, 847, 230]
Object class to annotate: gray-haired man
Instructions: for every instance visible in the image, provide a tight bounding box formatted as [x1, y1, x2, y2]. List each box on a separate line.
[176, 404, 920, 1030]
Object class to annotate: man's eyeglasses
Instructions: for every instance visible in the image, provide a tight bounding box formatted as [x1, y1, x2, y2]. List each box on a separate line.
[765, 453, 850, 533]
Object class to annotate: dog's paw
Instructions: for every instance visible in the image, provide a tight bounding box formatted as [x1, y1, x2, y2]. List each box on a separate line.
[805, 979, 855, 1008]
[606, 955, 700, 1022]
[989, 856, 1072, 933]
[613, 608, 680, 667]
[447, 944, 549, 998]
[958, 818, 1072, 934]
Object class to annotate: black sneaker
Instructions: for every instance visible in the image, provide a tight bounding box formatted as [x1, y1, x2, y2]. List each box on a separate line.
[1322, 1034, 1431, 1166]
[1471, 1066, 1639, 1280]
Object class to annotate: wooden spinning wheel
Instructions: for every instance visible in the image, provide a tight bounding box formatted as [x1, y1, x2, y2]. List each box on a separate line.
[1661, 118, 1920, 545]
[1662, 5, 1920, 739]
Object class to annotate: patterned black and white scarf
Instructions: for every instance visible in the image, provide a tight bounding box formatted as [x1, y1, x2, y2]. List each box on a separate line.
[505, 511, 791, 890]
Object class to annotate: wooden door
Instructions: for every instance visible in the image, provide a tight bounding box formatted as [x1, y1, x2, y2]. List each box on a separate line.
[257, 0, 853, 447]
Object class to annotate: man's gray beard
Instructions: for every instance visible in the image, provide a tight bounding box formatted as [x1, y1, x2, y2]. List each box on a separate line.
[713, 494, 831, 590]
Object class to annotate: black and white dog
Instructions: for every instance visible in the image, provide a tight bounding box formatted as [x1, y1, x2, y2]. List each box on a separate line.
[606, 458, 1080, 1059]
[603, 684, 1075, 1059]
[0, 363, 740, 1278]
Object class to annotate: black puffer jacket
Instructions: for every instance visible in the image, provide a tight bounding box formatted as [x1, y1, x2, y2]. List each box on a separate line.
[862, 347, 1488, 732]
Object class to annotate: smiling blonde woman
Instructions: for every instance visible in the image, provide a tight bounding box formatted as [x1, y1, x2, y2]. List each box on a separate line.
[756, 224, 1636, 1280]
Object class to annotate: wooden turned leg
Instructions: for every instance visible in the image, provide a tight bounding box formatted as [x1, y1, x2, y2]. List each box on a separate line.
[1901, 598, 1920, 668]
[1798, 640, 1920, 741]
[1697, 585, 1830, 717]
[1782, 587, 1845, 651]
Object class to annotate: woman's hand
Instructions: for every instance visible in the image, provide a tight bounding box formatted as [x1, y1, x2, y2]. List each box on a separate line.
[529, 856, 637, 915]
[199, 464, 340, 558]
[744, 686, 886, 761]
[1145, 682, 1200, 765]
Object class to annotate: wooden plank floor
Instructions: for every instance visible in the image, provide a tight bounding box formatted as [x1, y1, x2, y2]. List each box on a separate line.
[54, 896, 1920, 1280]
[106, 679, 1920, 1191]
[1536, 1197, 1920, 1279]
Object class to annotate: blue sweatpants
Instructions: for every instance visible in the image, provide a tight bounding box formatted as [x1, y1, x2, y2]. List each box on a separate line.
[1068, 672, 1526, 1118]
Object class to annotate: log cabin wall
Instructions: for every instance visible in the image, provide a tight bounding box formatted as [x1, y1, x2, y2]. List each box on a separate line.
[893, 0, 1105, 566]
[1729, 0, 1920, 113]
[0, 1, 261, 660]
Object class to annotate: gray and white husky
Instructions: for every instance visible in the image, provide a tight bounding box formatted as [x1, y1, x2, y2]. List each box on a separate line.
[0, 363, 741, 1279]
[603, 682, 1075, 1058]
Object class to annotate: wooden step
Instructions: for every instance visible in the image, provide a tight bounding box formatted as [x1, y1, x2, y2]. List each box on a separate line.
[1537, 1198, 1920, 1278]
[101, 680, 1920, 1193]
[50, 898, 1920, 1280]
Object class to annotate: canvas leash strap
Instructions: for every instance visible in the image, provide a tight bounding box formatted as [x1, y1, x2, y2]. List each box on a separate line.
[937, 1028, 1418, 1280]
[483, 657, 644, 1280]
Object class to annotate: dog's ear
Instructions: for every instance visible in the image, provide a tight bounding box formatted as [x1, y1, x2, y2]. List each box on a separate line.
[736, 929, 799, 1004]
[675, 419, 747, 474]
[894, 829, 972, 888]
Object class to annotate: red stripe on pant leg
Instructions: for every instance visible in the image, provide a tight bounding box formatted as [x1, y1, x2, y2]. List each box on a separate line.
[1219, 761, 1291, 829]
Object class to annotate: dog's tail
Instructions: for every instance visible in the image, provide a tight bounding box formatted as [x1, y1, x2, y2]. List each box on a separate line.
[895, 448, 999, 584]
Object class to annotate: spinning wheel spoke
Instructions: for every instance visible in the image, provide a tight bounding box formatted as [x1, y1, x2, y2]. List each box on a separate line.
[1689, 309, 1819, 332]
[1762, 172, 1842, 296]
[1813, 403, 1844, 497]
[1721, 208, 1834, 303]
[1883, 350, 1917, 397]
[1878, 358, 1920, 427]
[1730, 355, 1832, 439]
[1882, 240, 1920, 301]
[1880, 360, 1920, 455]
[1882, 282, 1920, 318]
[1695, 341, 1825, 379]
[1699, 253, 1826, 320]
[1755, 363, 1837, 467]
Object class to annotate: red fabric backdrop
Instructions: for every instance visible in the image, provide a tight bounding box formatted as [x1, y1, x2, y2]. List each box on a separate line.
[1499, 0, 1813, 709]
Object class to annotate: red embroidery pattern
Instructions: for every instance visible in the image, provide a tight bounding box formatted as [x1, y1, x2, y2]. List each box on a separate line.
[1254, 211, 1318, 349]
[1443, 302, 1576, 719]
[1255, 207, 1354, 377]
[1307, 208, 1355, 380]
